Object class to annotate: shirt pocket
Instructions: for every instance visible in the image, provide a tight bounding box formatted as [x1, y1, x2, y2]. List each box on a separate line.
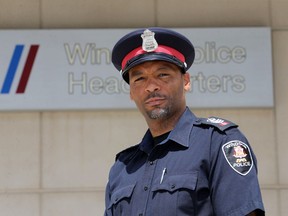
[151, 172, 198, 215]
[108, 183, 136, 216]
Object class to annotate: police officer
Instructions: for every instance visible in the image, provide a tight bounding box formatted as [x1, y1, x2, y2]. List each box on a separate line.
[104, 27, 265, 216]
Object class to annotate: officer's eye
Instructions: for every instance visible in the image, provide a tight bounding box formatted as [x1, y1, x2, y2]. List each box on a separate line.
[156, 66, 174, 78]
[159, 73, 168, 77]
[134, 76, 145, 82]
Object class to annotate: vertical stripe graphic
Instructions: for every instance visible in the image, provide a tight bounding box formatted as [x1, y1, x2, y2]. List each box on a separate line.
[1, 45, 24, 94]
[16, 45, 39, 93]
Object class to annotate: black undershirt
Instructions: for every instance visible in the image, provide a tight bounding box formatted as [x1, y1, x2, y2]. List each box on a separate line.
[153, 131, 171, 145]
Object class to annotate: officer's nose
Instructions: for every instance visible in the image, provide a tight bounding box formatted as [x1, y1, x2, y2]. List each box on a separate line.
[145, 78, 160, 93]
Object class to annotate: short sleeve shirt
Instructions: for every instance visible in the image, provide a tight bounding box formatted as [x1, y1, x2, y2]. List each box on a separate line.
[104, 108, 265, 216]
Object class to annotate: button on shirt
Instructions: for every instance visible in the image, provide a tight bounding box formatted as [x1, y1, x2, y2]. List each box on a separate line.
[104, 108, 265, 216]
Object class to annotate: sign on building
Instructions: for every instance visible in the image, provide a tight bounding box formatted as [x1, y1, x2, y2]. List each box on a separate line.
[0, 28, 273, 111]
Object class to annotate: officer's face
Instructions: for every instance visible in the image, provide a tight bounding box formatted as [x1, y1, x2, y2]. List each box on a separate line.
[129, 61, 190, 120]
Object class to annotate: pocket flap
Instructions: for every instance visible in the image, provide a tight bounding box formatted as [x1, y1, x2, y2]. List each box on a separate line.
[108, 184, 136, 209]
[152, 172, 198, 192]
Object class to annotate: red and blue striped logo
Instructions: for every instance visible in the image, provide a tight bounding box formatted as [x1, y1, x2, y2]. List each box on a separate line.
[1, 44, 39, 94]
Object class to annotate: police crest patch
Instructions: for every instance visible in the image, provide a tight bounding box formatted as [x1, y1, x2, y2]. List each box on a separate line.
[222, 140, 253, 176]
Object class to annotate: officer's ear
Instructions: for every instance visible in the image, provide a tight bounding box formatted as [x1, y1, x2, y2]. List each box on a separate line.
[183, 72, 191, 92]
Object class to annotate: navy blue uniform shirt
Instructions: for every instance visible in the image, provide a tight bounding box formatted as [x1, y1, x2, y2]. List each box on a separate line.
[105, 107, 265, 216]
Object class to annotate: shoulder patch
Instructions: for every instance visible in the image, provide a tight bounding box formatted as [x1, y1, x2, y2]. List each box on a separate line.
[196, 116, 238, 131]
[222, 140, 254, 176]
[115, 144, 140, 161]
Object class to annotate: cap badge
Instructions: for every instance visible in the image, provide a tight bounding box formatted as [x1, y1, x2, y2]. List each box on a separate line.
[141, 29, 158, 52]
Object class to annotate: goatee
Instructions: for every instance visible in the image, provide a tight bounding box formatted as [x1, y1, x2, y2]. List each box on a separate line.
[147, 107, 169, 119]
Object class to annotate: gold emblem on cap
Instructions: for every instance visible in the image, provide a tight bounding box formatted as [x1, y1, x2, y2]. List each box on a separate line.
[141, 29, 158, 52]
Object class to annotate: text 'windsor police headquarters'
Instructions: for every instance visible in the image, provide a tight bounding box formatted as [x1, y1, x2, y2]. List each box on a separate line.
[65, 41, 247, 95]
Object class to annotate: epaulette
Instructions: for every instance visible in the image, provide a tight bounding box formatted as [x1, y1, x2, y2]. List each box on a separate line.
[115, 144, 140, 161]
[194, 116, 238, 132]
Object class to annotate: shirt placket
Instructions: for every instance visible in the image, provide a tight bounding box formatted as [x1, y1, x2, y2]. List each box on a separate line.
[136, 155, 158, 216]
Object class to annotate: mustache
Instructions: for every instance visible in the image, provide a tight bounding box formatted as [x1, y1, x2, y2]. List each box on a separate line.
[145, 92, 166, 100]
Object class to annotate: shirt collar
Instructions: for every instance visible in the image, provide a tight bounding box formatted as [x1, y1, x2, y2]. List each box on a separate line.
[168, 107, 196, 147]
[139, 107, 197, 153]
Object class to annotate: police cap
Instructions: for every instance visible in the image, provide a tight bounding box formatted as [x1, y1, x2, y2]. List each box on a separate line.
[111, 27, 195, 84]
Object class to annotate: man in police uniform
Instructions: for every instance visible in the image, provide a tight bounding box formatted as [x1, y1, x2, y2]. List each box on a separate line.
[104, 27, 265, 216]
